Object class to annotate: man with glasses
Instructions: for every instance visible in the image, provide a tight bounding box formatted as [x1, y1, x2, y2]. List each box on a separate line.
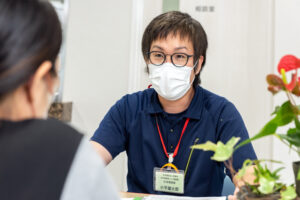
[91, 11, 257, 198]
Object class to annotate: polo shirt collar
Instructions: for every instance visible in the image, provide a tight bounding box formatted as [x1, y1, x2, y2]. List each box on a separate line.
[182, 86, 203, 120]
[148, 90, 164, 114]
[147, 86, 203, 120]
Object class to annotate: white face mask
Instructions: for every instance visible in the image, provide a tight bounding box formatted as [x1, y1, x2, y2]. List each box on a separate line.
[148, 62, 197, 101]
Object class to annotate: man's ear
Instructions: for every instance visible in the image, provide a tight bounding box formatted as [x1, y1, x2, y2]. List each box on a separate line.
[26, 61, 53, 103]
[195, 56, 204, 75]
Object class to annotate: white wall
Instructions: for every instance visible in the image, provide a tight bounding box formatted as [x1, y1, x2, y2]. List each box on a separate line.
[180, 0, 274, 160]
[62, 0, 132, 190]
[128, 0, 163, 92]
[271, 0, 300, 184]
[62, 0, 162, 191]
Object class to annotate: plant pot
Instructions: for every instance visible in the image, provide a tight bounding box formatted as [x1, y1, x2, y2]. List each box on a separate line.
[293, 161, 300, 197]
[237, 186, 281, 200]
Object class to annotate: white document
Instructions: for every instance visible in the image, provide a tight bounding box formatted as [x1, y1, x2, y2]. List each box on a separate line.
[144, 195, 226, 200]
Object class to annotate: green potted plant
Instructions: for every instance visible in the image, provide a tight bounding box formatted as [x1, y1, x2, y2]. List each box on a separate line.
[192, 137, 297, 200]
[192, 55, 300, 199]
[236, 55, 300, 195]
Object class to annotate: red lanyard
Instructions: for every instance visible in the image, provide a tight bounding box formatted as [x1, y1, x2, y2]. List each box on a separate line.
[155, 115, 190, 162]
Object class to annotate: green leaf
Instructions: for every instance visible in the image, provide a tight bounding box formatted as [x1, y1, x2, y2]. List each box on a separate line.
[272, 167, 285, 177]
[249, 160, 285, 195]
[226, 137, 241, 149]
[288, 128, 298, 135]
[235, 101, 297, 150]
[235, 120, 277, 149]
[279, 131, 300, 147]
[211, 142, 233, 161]
[258, 176, 276, 194]
[257, 162, 265, 174]
[280, 186, 297, 200]
[253, 167, 260, 183]
[295, 117, 300, 130]
[274, 183, 285, 192]
[192, 137, 240, 162]
[237, 159, 253, 179]
[276, 125, 300, 150]
[192, 141, 217, 152]
[211, 137, 240, 161]
[272, 101, 296, 126]
[258, 159, 283, 164]
[297, 168, 300, 180]
[272, 106, 281, 115]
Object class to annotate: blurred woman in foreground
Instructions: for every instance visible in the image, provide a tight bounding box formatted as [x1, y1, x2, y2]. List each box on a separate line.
[0, 0, 119, 199]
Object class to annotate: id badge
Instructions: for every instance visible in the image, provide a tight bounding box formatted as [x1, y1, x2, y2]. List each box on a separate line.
[153, 167, 185, 194]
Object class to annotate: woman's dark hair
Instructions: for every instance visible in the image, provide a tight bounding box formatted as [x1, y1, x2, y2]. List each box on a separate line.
[142, 11, 208, 87]
[0, 0, 62, 101]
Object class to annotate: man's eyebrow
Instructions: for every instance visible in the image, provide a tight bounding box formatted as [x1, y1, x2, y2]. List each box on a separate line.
[151, 45, 189, 51]
[174, 46, 188, 51]
[151, 45, 164, 50]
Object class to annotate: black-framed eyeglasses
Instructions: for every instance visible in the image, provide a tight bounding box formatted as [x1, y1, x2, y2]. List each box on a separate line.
[147, 51, 194, 67]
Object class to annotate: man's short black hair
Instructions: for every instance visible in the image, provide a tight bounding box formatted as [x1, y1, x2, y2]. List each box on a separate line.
[142, 11, 208, 86]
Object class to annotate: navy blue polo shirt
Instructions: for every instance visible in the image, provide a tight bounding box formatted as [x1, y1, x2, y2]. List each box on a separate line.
[91, 86, 257, 197]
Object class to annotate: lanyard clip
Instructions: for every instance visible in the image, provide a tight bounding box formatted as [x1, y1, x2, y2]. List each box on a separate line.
[168, 153, 174, 164]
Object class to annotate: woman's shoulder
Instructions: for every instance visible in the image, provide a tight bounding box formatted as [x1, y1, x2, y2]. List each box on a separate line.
[10, 118, 84, 148]
[33, 118, 83, 140]
[60, 137, 119, 200]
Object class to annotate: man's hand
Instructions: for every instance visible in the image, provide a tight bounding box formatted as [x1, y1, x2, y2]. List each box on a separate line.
[228, 187, 239, 200]
[228, 165, 256, 200]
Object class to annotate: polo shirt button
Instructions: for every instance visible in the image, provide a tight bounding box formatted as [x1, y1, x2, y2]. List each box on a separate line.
[170, 129, 174, 133]
[170, 145, 174, 149]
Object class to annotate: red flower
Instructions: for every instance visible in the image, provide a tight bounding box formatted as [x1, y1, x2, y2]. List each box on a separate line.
[277, 55, 300, 74]
[277, 55, 300, 92]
